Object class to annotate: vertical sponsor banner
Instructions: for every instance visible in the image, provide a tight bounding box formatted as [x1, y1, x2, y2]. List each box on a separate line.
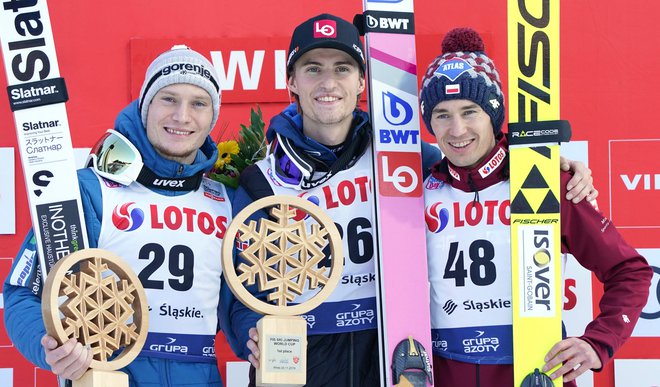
[362, 0, 433, 385]
[0, 148, 16, 234]
[0, 0, 88, 283]
[508, 0, 564, 386]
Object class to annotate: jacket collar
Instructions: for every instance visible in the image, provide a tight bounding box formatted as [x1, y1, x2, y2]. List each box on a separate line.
[266, 103, 371, 167]
[431, 134, 509, 193]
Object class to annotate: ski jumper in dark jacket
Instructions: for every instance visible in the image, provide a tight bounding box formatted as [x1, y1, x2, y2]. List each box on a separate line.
[220, 103, 440, 386]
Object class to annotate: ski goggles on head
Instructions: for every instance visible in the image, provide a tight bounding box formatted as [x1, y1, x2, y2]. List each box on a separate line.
[267, 132, 368, 191]
[267, 140, 309, 190]
[87, 129, 142, 186]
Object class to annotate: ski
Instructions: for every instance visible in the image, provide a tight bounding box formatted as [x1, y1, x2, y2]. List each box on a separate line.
[507, 1, 569, 386]
[358, 1, 433, 385]
[0, 0, 88, 291]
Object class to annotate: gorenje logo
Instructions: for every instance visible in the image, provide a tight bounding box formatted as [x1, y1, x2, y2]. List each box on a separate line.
[161, 62, 212, 80]
[9, 248, 35, 287]
[314, 20, 336, 38]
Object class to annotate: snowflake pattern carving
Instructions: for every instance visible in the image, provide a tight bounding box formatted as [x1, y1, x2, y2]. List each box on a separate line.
[43, 248, 149, 371]
[59, 257, 140, 361]
[237, 203, 331, 306]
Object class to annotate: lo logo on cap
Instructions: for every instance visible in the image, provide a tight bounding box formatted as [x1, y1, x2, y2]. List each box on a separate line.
[314, 20, 337, 38]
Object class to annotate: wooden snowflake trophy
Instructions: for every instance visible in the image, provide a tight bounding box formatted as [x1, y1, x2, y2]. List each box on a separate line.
[222, 196, 344, 386]
[42, 248, 149, 387]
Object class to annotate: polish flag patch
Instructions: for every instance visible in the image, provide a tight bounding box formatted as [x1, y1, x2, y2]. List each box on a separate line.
[445, 84, 460, 94]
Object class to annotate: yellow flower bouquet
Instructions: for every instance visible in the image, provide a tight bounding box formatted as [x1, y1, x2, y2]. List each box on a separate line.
[208, 106, 267, 189]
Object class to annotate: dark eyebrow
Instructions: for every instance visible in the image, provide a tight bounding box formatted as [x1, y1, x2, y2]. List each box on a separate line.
[431, 103, 480, 114]
[158, 89, 211, 101]
[299, 59, 356, 68]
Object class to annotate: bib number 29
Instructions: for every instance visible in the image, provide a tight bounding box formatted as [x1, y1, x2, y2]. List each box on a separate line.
[138, 243, 194, 291]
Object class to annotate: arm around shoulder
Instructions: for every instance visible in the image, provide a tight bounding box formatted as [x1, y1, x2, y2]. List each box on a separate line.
[559, 172, 652, 366]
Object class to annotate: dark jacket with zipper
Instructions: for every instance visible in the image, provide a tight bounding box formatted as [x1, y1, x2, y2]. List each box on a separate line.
[219, 103, 439, 386]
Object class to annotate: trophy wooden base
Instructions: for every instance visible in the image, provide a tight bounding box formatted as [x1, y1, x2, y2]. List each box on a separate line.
[73, 369, 128, 387]
[256, 315, 307, 386]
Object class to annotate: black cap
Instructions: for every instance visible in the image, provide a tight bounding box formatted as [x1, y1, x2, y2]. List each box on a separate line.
[287, 13, 366, 73]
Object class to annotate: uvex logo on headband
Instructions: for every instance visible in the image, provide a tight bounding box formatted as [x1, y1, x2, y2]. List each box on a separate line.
[161, 63, 214, 81]
[314, 20, 337, 38]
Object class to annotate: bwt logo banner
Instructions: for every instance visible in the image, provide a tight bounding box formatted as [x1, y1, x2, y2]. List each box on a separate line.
[609, 139, 660, 232]
[374, 86, 421, 152]
[364, 11, 414, 34]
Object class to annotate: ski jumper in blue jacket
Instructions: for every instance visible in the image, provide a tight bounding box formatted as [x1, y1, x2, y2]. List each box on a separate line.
[3, 99, 233, 387]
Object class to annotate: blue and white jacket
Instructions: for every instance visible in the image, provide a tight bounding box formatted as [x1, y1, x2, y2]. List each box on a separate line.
[3, 100, 229, 386]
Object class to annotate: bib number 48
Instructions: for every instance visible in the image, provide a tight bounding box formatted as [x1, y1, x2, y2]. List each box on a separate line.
[444, 240, 496, 287]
